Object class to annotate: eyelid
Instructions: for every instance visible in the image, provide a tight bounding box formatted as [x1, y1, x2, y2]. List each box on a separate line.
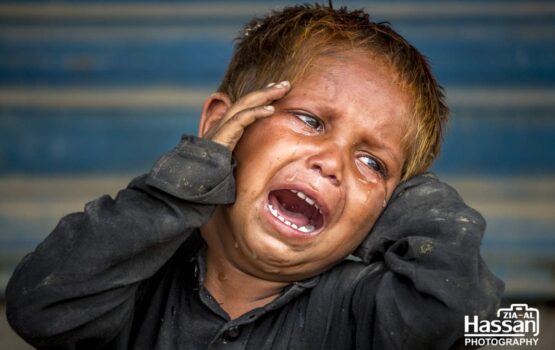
[358, 153, 389, 178]
[291, 110, 316, 119]
[289, 110, 324, 131]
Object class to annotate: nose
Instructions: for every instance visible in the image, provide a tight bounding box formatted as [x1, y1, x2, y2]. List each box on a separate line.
[307, 147, 343, 186]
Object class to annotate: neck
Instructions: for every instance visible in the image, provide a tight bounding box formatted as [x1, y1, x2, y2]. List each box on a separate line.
[203, 247, 286, 320]
[200, 210, 289, 320]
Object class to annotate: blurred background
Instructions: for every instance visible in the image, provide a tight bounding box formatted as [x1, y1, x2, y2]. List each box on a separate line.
[1, 0, 554, 348]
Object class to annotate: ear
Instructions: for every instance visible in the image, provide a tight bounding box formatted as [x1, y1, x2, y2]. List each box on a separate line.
[198, 92, 232, 137]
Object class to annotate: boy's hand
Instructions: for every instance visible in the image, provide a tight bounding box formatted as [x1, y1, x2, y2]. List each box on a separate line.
[205, 81, 291, 151]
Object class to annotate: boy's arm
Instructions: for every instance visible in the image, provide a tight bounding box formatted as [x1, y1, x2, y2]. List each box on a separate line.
[6, 81, 289, 349]
[352, 173, 505, 349]
[6, 135, 235, 349]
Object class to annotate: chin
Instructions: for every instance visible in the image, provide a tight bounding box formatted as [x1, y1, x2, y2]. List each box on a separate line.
[237, 219, 347, 281]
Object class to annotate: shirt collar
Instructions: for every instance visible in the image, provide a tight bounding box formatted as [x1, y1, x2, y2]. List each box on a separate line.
[194, 241, 320, 312]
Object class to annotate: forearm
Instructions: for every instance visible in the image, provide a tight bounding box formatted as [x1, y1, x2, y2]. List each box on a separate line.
[353, 173, 504, 349]
[6, 135, 235, 348]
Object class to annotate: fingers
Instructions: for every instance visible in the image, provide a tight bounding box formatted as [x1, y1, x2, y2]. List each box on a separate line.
[223, 81, 290, 124]
[208, 81, 291, 150]
[211, 105, 276, 150]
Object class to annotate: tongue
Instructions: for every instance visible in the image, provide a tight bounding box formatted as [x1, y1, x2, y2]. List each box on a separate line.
[269, 191, 311, 227]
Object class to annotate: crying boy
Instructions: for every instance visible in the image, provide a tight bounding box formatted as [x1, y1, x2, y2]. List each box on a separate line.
[7, 4, 503, 350]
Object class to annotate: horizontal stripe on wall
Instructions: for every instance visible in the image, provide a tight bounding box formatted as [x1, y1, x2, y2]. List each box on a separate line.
[0, 39, 230, 88]
[3, 24, 555, 44]
[0, 88, 211, 109]
[1, 106, 554, 174]
[2, 87, 555, 109]
[2, 2, 555, 20]
[2, 28, 554, 88]
[0, 108, 198, 173]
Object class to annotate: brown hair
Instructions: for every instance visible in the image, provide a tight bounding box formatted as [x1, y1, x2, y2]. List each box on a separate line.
[218, 4, 448, 180]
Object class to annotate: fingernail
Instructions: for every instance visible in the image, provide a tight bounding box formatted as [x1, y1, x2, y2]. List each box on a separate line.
[274, 80, 290, 88]
[266, 82, 276, 88]
[263, 105, 275, 111]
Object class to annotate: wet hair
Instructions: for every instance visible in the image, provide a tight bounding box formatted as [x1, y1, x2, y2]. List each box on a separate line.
[218, 4, 448, 180]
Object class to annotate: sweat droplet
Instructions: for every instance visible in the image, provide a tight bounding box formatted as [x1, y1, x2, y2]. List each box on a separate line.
[234, 242, 239, 249]
[382, 199, 387, 208]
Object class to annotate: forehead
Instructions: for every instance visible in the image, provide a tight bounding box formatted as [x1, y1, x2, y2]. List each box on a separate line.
[299, 52, 405, 99]
[287, 52, 410, 131]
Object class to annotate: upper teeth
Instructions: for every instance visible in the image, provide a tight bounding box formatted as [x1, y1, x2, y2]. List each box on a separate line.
[291, 190, 320, 210]
[268, 203, 315, 233]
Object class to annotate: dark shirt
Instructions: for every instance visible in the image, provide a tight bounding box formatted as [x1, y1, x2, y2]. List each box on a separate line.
[6, 136, 504, 350]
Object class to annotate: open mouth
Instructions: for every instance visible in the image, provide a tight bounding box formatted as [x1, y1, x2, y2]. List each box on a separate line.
[266, 189, 324, 234]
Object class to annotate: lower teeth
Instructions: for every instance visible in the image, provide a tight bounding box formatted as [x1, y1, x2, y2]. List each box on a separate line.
[298, 225, 315, 233]
[268, 204, 316, 233]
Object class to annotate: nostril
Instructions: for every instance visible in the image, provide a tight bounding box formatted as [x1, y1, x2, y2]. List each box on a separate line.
[328, 175, 339, 185]
[310, 164, 340, 185]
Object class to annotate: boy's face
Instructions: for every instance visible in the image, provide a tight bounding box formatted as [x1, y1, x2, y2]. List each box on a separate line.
[213, 52, 410, 281]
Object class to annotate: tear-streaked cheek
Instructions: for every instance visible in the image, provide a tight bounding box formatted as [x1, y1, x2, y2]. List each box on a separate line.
[345, 181, 385, 229]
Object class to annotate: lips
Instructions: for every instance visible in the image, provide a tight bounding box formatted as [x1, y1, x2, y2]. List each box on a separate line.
[266, 188, 325, 235]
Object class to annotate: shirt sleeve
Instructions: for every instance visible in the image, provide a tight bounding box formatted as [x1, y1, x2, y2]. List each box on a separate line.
[351, 173, 505, 350]
[6, 135, 235, 349]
